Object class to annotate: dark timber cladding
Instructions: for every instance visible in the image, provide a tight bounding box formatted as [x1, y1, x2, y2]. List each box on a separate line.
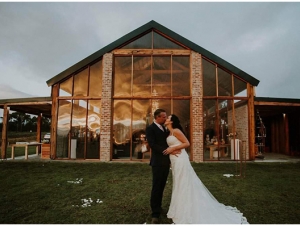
[46, 20, 260, 87]
[254, 97, 300, 156]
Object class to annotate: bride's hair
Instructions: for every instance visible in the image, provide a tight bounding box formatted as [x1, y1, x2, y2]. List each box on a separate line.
[171, 114, 185, 134]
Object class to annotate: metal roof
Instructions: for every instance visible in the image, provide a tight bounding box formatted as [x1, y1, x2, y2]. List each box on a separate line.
[0, 97, 52, 118]
[254, 97, 300, 104]
[46, 20, 260, 87]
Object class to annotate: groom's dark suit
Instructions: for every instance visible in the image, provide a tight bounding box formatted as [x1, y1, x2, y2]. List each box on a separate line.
[146, 122, 170, 218]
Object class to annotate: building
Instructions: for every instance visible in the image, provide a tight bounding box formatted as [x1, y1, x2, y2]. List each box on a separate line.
[1, 20, 300, 162]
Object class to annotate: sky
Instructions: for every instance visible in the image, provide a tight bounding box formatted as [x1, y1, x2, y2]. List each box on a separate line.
[1, 2, 300, 100]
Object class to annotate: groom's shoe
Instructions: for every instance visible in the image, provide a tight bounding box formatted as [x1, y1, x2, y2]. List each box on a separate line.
[151, 218, 159, 224]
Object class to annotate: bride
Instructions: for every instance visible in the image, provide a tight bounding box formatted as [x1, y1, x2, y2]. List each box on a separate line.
[162, 114, 249, 224]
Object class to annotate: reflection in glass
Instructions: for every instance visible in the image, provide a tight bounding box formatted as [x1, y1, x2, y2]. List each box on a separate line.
[153, 32, 184, 49]
[234, 76, 247, 97]
[121, 32, 152, 49]
[227, 100, 249, 160]
[59, 77, 73, 96]
[89, 60, 102, 97]
[218, 100, 229, 141]
[133, 56, 151, 96]
[132, 100, 151, 160]
[113, 100, 131, 159]
[152, 99, 171, 119]
[86, 100, 101, 159]
[173, 99, 190, 153]
[202, 59, 216, 96]
[71, 100, 87, 159]
[172, 56, 190, 96]
[74, 68, 88, 97]
[218, 68, 232, 96]
[114, 57, 132, 97]
[203, 99, 217, 161]
[153, 56, 171, 96]
[56, 100, 72, 158]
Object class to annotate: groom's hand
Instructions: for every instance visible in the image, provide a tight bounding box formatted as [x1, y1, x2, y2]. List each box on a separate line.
[171, 149, 181, 157]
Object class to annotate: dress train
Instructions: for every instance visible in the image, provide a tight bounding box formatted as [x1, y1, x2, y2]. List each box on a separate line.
[167, 135, 249, 224]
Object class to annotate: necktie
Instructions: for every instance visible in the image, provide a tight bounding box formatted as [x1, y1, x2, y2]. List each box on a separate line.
[159, 124, 164, 132]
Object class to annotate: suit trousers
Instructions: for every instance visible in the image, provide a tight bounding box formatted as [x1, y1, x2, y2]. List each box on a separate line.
[151, 165, 170, 218]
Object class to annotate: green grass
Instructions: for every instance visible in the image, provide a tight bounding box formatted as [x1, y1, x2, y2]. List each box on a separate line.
[0, 161, 299, 224]
[5, 146, 38, 158]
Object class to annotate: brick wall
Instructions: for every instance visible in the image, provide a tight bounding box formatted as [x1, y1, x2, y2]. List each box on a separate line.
[228, 104, 249, 159]
[191, 51, 203, 163]
[100, 53, 113, 162]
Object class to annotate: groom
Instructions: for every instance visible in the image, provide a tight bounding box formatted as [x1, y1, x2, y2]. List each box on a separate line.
[146, 109, 170, 224]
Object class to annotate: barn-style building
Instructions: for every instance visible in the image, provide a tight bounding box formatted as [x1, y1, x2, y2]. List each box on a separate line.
[1, 21, 300, 162]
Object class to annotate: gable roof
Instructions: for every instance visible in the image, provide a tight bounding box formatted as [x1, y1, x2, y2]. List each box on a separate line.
[46, 20, 260, 87]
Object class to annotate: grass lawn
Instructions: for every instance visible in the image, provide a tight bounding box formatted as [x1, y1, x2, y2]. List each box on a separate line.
[5, 146, 38, 158]
[0, 161, 299, 224]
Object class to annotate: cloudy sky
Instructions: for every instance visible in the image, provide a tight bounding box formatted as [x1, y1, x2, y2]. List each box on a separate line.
[1, 2, 300, 100]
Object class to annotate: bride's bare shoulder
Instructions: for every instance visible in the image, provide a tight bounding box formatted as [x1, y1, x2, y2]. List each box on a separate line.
[173, 128, 183, 135]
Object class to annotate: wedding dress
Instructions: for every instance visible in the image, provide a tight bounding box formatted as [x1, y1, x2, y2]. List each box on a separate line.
[166, 134, 249, 224]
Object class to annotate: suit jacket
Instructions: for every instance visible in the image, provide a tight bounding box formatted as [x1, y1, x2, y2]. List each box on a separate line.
[146, 122, 170, 166]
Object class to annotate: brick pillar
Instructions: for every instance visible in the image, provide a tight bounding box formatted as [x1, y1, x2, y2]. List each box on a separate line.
[191, 51, 203, 163]
[100, 53, 113, 162]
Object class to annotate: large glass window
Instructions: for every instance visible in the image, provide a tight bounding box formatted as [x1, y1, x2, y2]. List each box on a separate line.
[202, 56, 248, 161]
[218, 68, 232, 97]
[114, 57, 132, 97]
[113, 100, 131, 159]
[86, 100, 101, 159]
[133, 56, 151, 97]
[71, 100, 87, 159]
[89, 60, 102, 97]
[121, 32, 152, 49]
[153, 56, 171, 96]
[153, 32, 184, 49]
[73, 69, 89, 97]
[203, 59, 216, 96]
[113, 54, 190, 161]
[56, 100, 72, 158]
[121, 31, 185, 50]
[58, 60, 102, 98]
[56, 59, 102, 160]
[59, 77, 73, 96]
[172, 56, 190, 96]
[234, 76, 247, 97]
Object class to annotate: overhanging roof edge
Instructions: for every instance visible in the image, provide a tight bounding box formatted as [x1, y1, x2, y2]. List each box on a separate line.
[0, 96, 52, 106]
[254, 96, 300, 104]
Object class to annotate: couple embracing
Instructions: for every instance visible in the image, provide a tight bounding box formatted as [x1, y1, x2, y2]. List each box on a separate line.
[146, 109, 249, 224]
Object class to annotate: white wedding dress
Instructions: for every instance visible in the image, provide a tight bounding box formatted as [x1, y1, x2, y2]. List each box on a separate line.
[167, 135, 249, 224]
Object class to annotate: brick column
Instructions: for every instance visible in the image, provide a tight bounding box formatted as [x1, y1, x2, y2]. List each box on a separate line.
[191, 51, 203, 163]
[100, 53, 113, 162]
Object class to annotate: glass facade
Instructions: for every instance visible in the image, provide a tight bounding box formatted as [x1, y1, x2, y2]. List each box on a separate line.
[202, 57, 248, 161]
[53, 29, 249, 161]
[56, 60, 102, 159]
[113, 54, 190, 160]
